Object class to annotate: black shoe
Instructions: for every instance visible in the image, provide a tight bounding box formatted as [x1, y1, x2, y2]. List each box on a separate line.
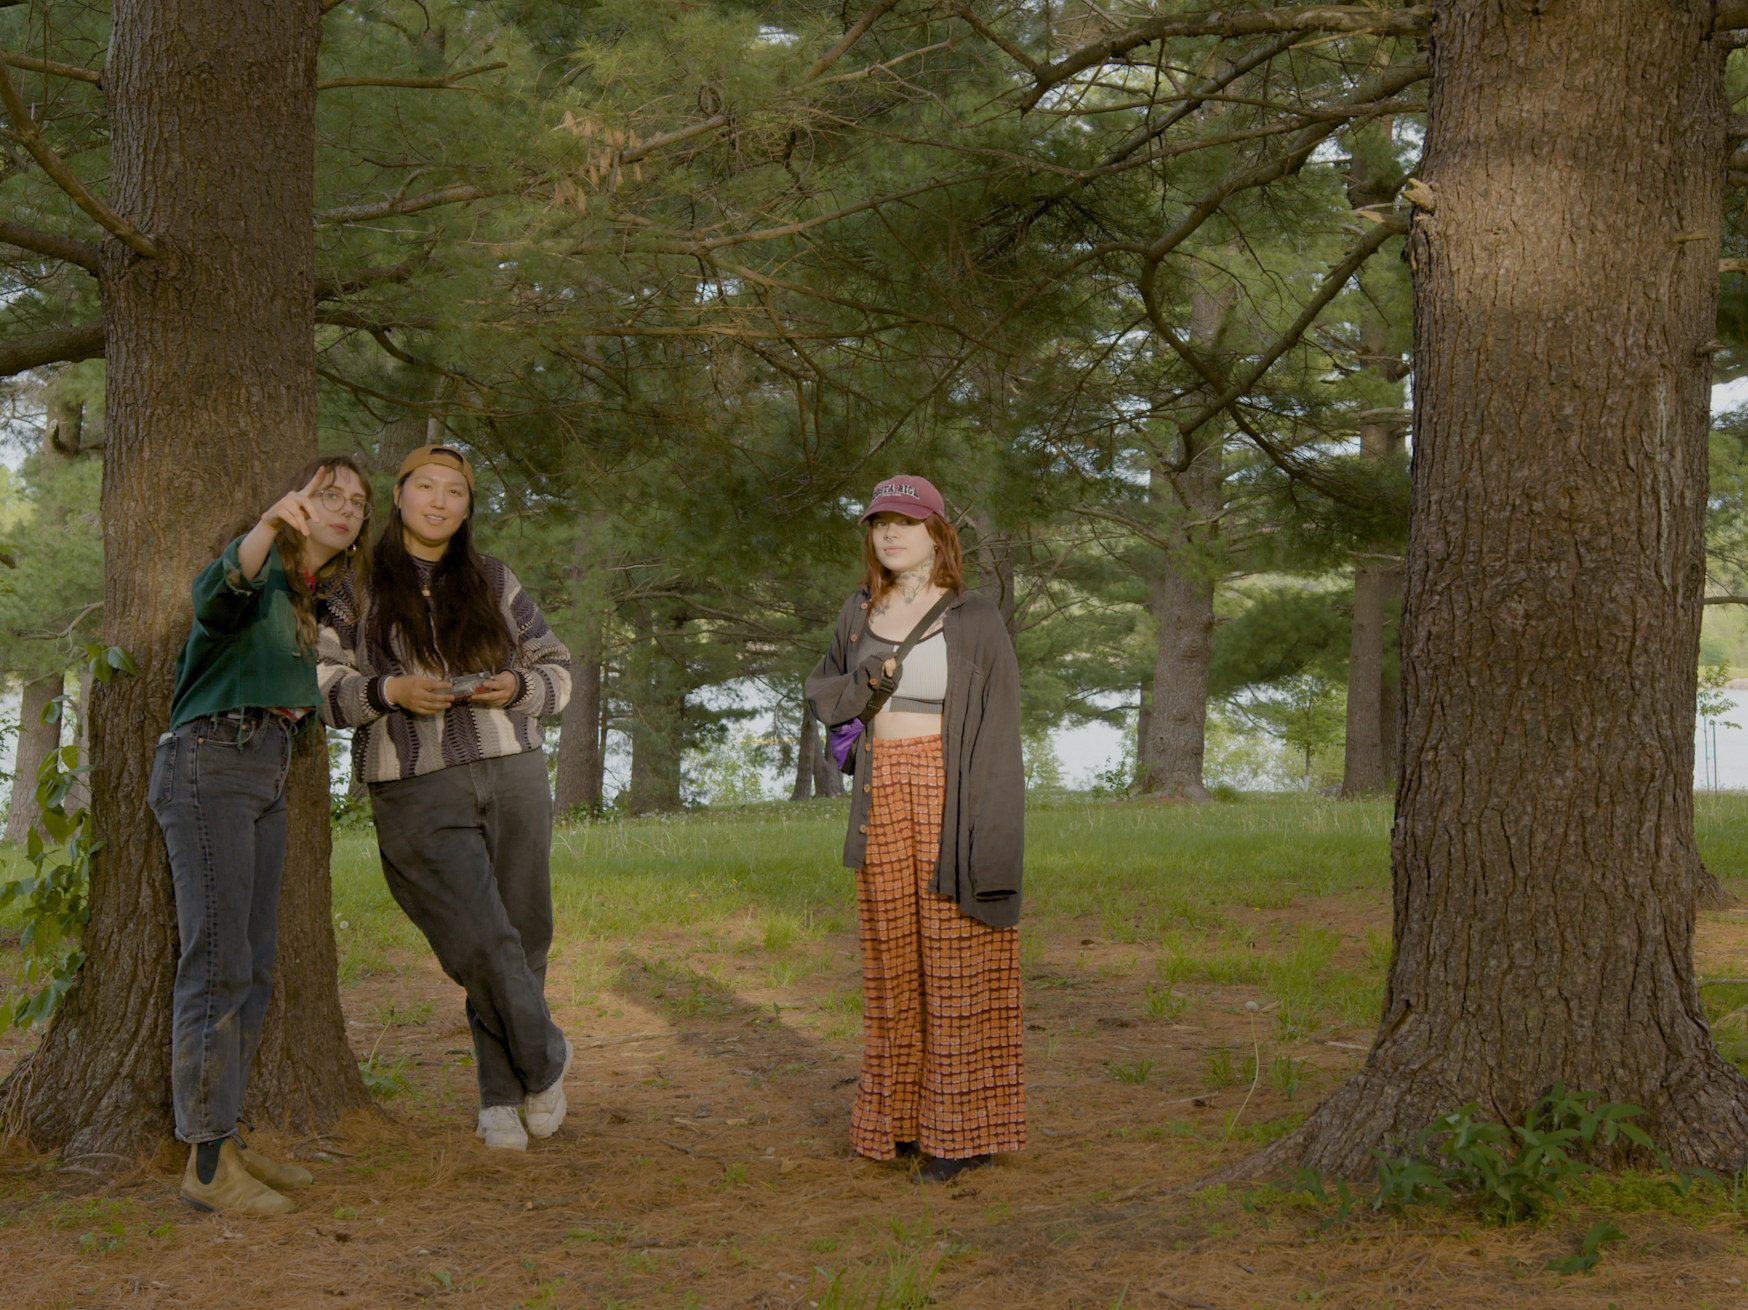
[918, 1154, 991, 1183]
[895, 1140, 920, 1158]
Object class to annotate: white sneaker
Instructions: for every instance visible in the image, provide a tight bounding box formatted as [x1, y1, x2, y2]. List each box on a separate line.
[476, 1105, 528, 1151]
[524, 1037, 573, 1139]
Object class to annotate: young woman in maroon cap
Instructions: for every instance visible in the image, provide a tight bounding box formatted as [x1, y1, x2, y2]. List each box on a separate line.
[805, 475, 1027, 1181]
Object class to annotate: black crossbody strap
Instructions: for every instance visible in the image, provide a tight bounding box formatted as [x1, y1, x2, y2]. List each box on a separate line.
[862, 591, 954, 721]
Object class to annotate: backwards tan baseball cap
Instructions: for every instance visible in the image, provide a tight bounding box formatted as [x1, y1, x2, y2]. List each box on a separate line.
[396, 444, 475, 491]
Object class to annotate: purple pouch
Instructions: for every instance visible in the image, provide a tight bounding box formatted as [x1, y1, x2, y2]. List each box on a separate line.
[827, 719, 865, 773]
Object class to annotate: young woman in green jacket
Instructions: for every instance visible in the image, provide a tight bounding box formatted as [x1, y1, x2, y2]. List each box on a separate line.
[150, 457, 372, 1214]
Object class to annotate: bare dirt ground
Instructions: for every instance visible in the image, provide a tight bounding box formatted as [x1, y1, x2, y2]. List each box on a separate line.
[5, 891, 1748, 1309]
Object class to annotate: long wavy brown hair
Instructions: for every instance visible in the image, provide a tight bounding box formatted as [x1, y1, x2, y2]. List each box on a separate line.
[221, 455, 374, 652]
[860, 512, 964, 605]
[367, 469, 513, 676]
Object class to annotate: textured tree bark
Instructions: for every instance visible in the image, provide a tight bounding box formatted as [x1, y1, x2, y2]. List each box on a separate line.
[810, 717, 843, 798]
[1235, 0, 1748, 1177]
[0, 0, 368, 1158]
[5, 673, 62, 845]
[553, 651, 603, 814]
[790, 701, 819, 802]
[625, 603, 685, 813]
[1341, 134, 1408, 798]
[1139, 283, 1230, 800]
[967, 509, 1019, 641]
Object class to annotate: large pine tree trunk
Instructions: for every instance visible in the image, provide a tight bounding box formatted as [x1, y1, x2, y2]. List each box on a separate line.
[1341, 134, 1408, 798]
[790, 701, 818, 802]
[5, 672, 62, 845]
[1, 0, 368, 1158]
[1139, 282, 1230, 800]
[1141, 550, 1216, 799]
[1240, 0, 1748, 1177]
[553, 651, 603, 815]
[625, 604, 684, 813]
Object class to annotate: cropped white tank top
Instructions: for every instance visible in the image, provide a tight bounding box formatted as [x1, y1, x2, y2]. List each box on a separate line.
[862, 625, 947, 714]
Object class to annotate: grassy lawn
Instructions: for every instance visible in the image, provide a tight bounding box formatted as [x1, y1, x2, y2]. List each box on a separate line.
[3, 792, 1748, 1308]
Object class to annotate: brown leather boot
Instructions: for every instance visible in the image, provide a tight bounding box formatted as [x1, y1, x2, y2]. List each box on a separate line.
[180, 1139, 295, 1214]
[237, 1142, 314, 1190]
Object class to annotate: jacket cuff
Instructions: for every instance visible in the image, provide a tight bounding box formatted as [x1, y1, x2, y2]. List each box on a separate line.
[366, 676, 395, 714]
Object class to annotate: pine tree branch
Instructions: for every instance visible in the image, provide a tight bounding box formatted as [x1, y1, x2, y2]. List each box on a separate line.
[317, 61, 505, 91]
[619, 114, 732, 166]
[1703, 596, 1748, 605]
[314, 249, 434, 300]
[0, 321, 104, 377]
[801, 0, 906, 83]
[0, 53, 155, 257]
[1017, 5, 1433, 110]
[1140, 56, 1428, 267]
[316, 307, 438, 331]
[1, 52, 102, 86]
[1172, 215, 1409, 440]
[315, 183, 502, 225]
[0, 220, 102, 274]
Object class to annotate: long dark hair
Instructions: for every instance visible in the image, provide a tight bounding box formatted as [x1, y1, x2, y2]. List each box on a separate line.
[861, 513, 964, 605]
[221, 455, 374, 652]
[367, 472, 512, 675]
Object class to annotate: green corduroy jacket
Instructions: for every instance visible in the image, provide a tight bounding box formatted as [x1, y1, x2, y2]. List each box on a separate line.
[167, 535, 319, 730]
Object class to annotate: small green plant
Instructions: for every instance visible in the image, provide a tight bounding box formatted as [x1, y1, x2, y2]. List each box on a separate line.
[1373, 1085, 1659, 1225]
[1546, 1219, 1626, 1275]
[1269, 1051, 1306, 1099]
[0, 644, 134, 1029]
[358, 1057, 409, 1098]
[1141, 982, 1187, 1022]
[1104, 1056, 1154, 1085]
[1204, 1044, 1240, 1087]
[718, 1162, 748, 1189]
[1363, 929, 1393, 974]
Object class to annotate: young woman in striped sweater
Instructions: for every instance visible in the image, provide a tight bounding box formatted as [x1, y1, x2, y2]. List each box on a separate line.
[316, 445, 573, 1151]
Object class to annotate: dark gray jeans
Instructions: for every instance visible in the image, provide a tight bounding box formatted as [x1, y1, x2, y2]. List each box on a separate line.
[150, 713, 293, 1144]
[369, 750, 566, 1107]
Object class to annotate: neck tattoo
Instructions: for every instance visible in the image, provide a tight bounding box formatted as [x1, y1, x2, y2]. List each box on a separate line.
[895, 561, 933, 604]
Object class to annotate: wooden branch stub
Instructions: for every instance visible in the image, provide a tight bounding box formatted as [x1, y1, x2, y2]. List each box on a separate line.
[1719, 3, 1748, 32]
[0, 320, 105, 377]
[0, 219, 103, 274]
[316, 183, 500, 226]
[0, 52, 155, 257]
[1, 52, 101, 86]
[317, 61, 506, 92]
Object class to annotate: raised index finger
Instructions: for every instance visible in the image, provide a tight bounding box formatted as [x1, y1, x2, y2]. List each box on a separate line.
[300, 466, 328, 497]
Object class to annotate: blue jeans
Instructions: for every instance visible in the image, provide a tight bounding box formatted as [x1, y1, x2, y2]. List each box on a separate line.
[149, 713, 293, 1144]
[368, 750, 566, 1108]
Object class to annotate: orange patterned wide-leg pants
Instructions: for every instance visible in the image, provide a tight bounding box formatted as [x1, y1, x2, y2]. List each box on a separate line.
[849, 735, 1026, 1161]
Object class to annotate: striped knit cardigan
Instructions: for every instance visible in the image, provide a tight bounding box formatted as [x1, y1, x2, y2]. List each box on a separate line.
[316, 557, 571, 785]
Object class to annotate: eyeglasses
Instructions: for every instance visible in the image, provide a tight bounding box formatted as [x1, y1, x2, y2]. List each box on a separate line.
[316, 488, 371, 519]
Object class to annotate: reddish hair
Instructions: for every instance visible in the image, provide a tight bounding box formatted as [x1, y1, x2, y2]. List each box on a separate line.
[861, 514, 963, 604]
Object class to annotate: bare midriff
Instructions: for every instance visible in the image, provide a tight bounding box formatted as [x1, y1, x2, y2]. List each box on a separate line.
[871, 709, 943, 739]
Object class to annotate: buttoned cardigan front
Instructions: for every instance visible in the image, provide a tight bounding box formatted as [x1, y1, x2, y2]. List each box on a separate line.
[805, 587, 1024, 928]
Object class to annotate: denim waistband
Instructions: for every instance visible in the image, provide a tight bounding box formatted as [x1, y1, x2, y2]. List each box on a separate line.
[159, 710, 294, 746]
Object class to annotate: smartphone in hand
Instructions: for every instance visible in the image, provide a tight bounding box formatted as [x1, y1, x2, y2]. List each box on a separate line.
[447, 672, 490, 698]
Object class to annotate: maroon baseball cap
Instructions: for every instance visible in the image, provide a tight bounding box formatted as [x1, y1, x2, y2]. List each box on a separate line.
[858, 474, 945, 523]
